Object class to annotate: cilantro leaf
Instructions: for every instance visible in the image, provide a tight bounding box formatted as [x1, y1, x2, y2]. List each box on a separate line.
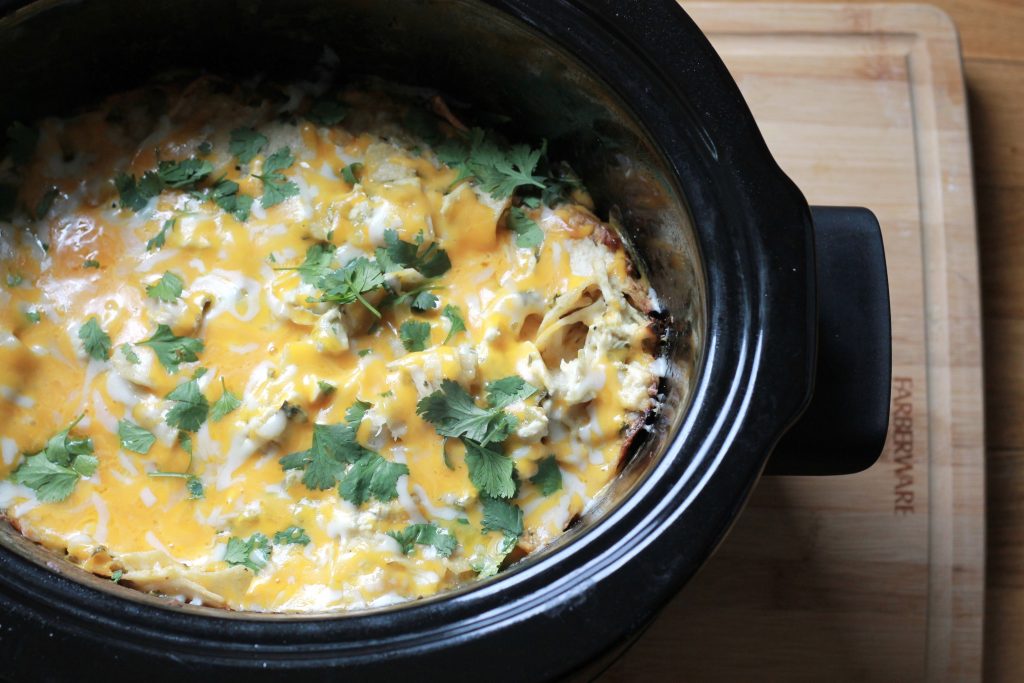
[210, 378, 241, 421]
[255, 147, 300, 208]
[12, 417, 96, 502]
[115, 172, 158, 212]
[229, 127, 267, 164]
[149, 471, 203, 499]
[273, 526, 311, 546]
[164, 379, 209, 432]
[486, 376, 538, 409]
[6, 121, 38, 166]
[83, 259, 100, 269]
[399, 319, 430, 352]
[140, 324, 204, 373]
[295, 242, 336, 285]
[281, 400, 374, 490]
[156, 157, 213, 189]
[317, 380, 336, 396]
[338, 451, 409, 505]
[438, 128, 546, 199]
[79, 317, 111, 361]
[416, 379, 518, 446]
[39, 415, 93, 467]
[340, 162, 362, 185]
[121, 344, 140, 364]
[464, 440, 516, 499]
[375, 229, 451, 278]
[387, 523, 457, 558]
[313, 257, 385, 317]
[530, 455, 562, 496]
[146, 271, 184, 303]
[507, 206, 544, 248]
[186, 475, 204, 499]
[118, 419, 156, 455]
[481, 496, 524, 538]
[307, 99, 347, 126]
[408, 289, 438, 312]
[210, 179, 254, 222]
[224, 533, 272, 573]
[24, 309, 40, 324]
[442, 304, 466, 344]
[147, 219, 173, 251]
[12, 455, 81, 503]
[111, 569, 123, 583]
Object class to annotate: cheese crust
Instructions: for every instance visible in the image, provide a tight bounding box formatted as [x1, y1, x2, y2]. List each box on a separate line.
[0, 78, 661, 612]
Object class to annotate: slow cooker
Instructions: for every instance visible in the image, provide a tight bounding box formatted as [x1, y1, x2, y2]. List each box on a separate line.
[0, 0, 891, 679]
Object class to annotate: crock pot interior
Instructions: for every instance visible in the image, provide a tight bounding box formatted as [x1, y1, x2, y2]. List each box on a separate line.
[0, 0, 704, 616]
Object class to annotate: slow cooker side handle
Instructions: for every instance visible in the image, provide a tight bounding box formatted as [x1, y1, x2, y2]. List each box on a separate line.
[765, 206, 892, 475]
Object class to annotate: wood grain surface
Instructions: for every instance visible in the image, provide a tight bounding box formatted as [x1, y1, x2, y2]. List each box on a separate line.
[601, 4, 994, 680]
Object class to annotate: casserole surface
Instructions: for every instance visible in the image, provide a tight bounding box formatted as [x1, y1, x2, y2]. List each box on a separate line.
[0, 76, 661, 611]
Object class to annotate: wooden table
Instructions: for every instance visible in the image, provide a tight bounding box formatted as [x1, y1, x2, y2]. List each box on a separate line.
[624, 1, 1022, 680]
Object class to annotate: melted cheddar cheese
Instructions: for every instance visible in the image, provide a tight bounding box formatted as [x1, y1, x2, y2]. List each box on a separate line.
[0, 78, 660, 611]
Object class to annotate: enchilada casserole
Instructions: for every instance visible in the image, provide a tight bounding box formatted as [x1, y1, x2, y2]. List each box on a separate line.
[0, 76, 662, 611]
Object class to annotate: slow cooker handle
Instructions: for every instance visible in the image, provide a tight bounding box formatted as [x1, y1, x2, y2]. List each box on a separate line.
[765, 206, 891, 475]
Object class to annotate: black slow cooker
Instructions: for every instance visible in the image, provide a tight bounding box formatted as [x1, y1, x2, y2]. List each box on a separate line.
[0, 0, 891, 679]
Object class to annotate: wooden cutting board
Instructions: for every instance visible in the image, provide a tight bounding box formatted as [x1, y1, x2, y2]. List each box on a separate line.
[603, 4, 985, 681]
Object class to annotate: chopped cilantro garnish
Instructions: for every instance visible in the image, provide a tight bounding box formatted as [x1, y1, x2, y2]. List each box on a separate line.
[156, 157, 213, 189]
[225, 533, 271, 573]
[387, 523, 457, 558]
[481, 496, 524, 539]
[307, 99, 347, 126]
[530, 455, 563, 496]
[6, 273, 22, 287]
[228, 127, 267, 164]
[338, 451, 409, 505]
[83, 259, 100, 269]
[312, 256, 385, 317]
[210, 179, 254, 222]
[507, 206, 544, 248]
[375, 229, 451, 278]
[399, 319, 430, 352]
[11, 416, 96, 503]
[145, 271, 184, 303]
[317, 380, 336, 396]
[148, 471, 203, 499]
[121, 344, 140, 364]
[147, 219, 174, 251]
[442, 304, 466, 343]
[340, 162, 362, 185]
[111, 569, 123, 583]
[210, 378, 241, 421]
[140, 324, 203, 373]
[357, 349, 373, 357]
[273, 526, 311, 546]
[485, 376, 538, 409]
[164, 379, 209, 432]
[24, 309, 40, 324]
[255, 147, 300, 208]
[117, 419, 156, 455]
[464, 440, 516, 499]
[436, 128, 546, 199]
[416, 377, 535, 447]
[79, 317, 111, 361]
[294, 242, 336, 285]
[281, 400, 407, 504]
